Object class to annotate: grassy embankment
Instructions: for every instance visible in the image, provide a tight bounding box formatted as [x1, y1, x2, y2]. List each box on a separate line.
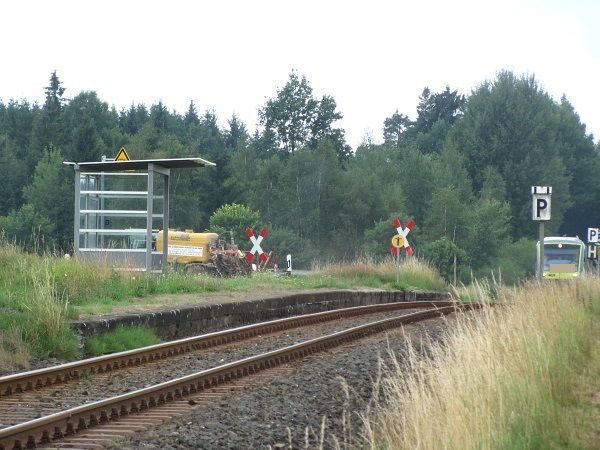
[365, 278, 600, 449]
[0, 240, 446, 367]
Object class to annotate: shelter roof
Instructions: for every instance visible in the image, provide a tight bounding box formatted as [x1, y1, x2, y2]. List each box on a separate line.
[64, 157, 215, 172]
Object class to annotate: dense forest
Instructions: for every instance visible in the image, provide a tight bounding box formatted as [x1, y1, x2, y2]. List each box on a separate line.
[1, 71, 598, 282]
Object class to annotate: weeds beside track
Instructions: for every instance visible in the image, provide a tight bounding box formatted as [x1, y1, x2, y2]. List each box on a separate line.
[365, 278, 600, 450]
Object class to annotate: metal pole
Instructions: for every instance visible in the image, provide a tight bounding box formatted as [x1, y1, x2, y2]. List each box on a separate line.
[162, 172, 169, 273]
[73, 165, 80, 255]
[396, 249, 400, 283]
[100, 172, 105, 249]
[538, 221, 545, 280]
[84, 174, 89, 249]
[146, 164, 154, 273]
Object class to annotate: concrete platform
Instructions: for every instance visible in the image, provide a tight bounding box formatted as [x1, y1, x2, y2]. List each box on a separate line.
[71, 289, 451, 340]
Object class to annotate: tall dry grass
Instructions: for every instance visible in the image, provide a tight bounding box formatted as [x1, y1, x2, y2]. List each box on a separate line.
[0, 329, 30, 372]
[364, 277, 600, 449]
[312, 257, 447, 292]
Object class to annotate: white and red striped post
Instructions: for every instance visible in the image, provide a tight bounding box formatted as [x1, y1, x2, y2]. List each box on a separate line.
[391, 217, 416, 283]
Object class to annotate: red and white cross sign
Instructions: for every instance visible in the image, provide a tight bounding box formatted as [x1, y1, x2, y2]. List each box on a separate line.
[245, 227, 268, 262]
[391, 217, 415, 256]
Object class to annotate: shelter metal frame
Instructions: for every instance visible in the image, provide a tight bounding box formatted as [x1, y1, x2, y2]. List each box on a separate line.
[66, 157, 214, 273]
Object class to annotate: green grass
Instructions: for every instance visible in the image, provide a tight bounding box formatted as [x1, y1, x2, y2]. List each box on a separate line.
[85, 326, 161, 356]
[0, 240, 448, 364]
[1, 242, 446, 318]
[73, 264, 446, 316]
[0, 253, 81, 363]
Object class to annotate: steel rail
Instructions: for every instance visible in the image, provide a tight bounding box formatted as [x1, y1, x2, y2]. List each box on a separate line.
[0, 300, 456, 397]
[0, 303, 480, 450]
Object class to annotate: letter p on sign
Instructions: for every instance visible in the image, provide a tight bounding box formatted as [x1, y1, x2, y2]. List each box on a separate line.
[531, 186, 552, 221]
[588, 228, 599, 243]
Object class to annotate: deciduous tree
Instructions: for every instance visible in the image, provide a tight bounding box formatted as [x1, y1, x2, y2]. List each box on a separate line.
[259, 72, 350, 159]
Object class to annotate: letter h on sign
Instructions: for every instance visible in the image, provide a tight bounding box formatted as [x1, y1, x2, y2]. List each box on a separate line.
[531, 186, 552, 221]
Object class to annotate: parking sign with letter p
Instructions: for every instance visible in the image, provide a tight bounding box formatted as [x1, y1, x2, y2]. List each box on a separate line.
[531, 186, 552, 221]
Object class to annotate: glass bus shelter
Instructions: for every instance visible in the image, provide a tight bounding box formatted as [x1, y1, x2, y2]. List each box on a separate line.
[65, 157, 214, 273]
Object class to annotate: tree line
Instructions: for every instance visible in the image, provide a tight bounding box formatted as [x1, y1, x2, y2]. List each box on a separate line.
[0, 70, 598, 282]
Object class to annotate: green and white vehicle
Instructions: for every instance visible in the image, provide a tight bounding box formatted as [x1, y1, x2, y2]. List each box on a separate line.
[536, 236, 585, 279]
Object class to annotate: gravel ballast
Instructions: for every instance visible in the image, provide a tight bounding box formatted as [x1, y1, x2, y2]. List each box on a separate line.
[0, 309, 426, 429]
[115, 316, 455, 449]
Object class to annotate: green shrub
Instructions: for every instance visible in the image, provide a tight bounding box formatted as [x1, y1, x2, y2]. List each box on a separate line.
[267, 226, 316, 269]
[423, 237, 468, 283]
[474, 238, 536, 285]
[85, 326, 160, 356]
[209, 203, 262, 250]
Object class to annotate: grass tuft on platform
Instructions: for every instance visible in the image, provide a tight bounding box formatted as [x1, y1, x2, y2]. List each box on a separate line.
[312, 257, 447, 292]
[85, 326, 161, 356]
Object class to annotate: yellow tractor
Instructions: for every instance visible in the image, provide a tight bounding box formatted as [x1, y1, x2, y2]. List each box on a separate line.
[155, 230, 251, 276]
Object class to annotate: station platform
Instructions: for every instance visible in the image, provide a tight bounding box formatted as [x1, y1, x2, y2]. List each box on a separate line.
[71, 289, 451, 340]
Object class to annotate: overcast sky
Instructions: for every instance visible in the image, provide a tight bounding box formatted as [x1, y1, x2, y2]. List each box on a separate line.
[1, 0, 598, 148]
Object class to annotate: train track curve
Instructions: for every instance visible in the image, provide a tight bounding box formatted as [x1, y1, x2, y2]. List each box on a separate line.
[0, 300, 456, 398]
[0, 301, 480, 449]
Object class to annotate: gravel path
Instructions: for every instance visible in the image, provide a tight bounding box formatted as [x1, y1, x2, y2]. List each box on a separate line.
[0, 308, 424, 429]
[114, 315, 455, 449]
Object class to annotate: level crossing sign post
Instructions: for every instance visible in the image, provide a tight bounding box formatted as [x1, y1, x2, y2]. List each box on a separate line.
[391, 217, 415, 283]
[245, 227, 268, 264]
[532, 186, 552, 280]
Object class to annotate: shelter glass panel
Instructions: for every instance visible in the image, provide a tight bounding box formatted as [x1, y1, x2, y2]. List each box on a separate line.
[77, 170, 166, 272]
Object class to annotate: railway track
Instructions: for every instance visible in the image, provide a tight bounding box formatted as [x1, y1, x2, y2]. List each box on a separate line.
[0, 300, 454, 398]
[0, 301, 454, 428]
[0, 301, 479, 449]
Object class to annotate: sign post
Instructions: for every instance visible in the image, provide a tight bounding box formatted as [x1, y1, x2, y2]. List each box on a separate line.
[391, 234, 403, 282]
[286, 254, 292, 275]
[587, 227, 599, 275]
[531, 186, 552, 280]
[390, 218, 415, 283]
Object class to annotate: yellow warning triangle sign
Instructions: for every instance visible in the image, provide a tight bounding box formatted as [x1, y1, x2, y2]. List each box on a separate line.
[115, 147, 130, 162]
